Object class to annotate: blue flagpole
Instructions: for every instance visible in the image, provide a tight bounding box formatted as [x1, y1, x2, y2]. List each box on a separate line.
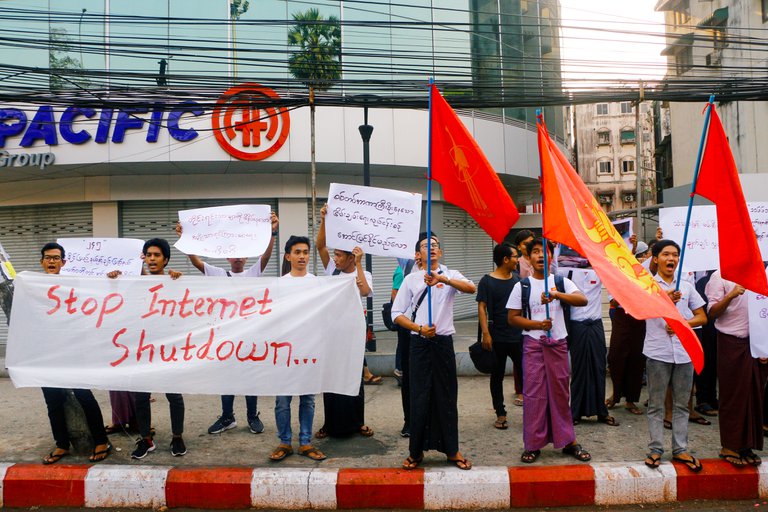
[426, 78, 434, 326]
[676, 94, 715, 292]
[535, 109, 551, 334]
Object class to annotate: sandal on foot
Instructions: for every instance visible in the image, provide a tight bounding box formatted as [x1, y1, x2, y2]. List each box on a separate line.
[299, 445, 327, 461]
[520, 450, 541, 464]
[689, 416, 711, 426]
[598, 415, 620, 427]
[402, 455, 423, 470]
[625, 404, 643, 415]
[673, 454, 703, 473]
[663, 419, 672, 430]
[43, 449, 69, 465]
[448, 457, 472, 470]
[741, 450, 762, 467]
[104, 424, 125, 435]
[562, 443, 591, 462]
[269, 444, 293, 461]
[494, 417, 508, 430]
[644, 453, 661, 468]
[605, 397, 616, 410]
[315, 428, 328, 439]
[359, 425, 375, 437]
[363, 375, 382, 385]
[695, 403, 718, 417]
[719, 452, 746, 467]
[514, 397, 524, 407]
[89, 444, 111, 463]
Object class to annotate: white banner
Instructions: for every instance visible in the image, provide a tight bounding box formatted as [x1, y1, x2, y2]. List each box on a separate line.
[660, 203, 768, 272]
[6, 273, 366, 396]
[325, 183, 422, 259]
[175, 204, 272, 258]
[748, 268, 768, 357]
[58, 238, 144, 276]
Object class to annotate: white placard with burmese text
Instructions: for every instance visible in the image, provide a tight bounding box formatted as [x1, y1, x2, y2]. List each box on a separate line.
[325, 183, 422, 259]
[57, 238, 145, 276]
[6, 272, 366, 396]
[748, 268, 768, 358]
[174, 204, 272, 258]
[659, 203, 768, 272]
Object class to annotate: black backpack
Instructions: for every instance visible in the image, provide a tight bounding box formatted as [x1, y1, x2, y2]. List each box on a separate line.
[520, 274, 570, 326]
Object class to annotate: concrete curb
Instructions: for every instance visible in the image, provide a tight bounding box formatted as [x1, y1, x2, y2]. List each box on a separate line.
[0, 460, 764, 509]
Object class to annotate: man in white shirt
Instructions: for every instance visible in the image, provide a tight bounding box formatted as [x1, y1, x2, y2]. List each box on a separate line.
[642, 240, 706, 472]
[176, 212, 279, 437]
[392, 232, 476, 471]
[507, 238, 590, 464]
[270, 235, 326, 462]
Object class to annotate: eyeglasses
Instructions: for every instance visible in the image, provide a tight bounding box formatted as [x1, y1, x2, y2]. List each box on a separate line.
[42, 255, 62, 261]
[419, 241, 440, 249]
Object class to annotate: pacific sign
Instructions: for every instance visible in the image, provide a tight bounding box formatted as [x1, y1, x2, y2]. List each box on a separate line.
[0, 83, 291, 166]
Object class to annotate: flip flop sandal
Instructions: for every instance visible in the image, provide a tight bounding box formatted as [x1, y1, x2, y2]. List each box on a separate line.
[104, 424, 124, 435]
[663, 419, 672, 430]
[689, 416, 711, 426]
[673, 454, 703, 473]
[494, 418, 508, 430]
[695, 404, 718, 417]
[625, 404, 643, 415]
[315, 428, 328, 439]
[448, 457, 472, 470]
[598, 415, 620, 426]
[269, 444, 293, 461]
[402, 455, 423, 470]
[604, 398, 616, 410]
[644, 453, 661, 468]
[359, 425, 375, 437]
[89, 444, 112, 463]
[514, 398, 524, 407]
[299, 445, 327, 461]
[43, 450, 69, 465]
[562, 443, 591, 462]
[520, 450, 541, 464]
[363, 375, 382, 385]
[741, 450, 762, 466]
[719, 452, 747, 467]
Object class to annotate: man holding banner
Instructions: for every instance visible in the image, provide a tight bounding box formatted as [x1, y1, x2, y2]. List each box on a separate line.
[392, 232, 475, 471]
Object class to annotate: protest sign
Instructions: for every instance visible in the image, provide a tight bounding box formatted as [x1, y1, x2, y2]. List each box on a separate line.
[175, 204, 272, 258]
[58, 238, 144, 276]
[325, 183, 422, 259]
[659, 203, 768, 272]
[6, 273, 366, 396]
[748, 268, 768, 357]
[557, 218, 633, 268]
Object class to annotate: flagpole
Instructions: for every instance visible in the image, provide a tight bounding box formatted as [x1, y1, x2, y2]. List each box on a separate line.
[426, 78, 434, 326]
[535, 109, 551, 332]
[676, 94, 715, 292]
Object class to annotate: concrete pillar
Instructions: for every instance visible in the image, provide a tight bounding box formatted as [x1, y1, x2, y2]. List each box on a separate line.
[92, 202, 119, 237]
[276, 198, 309, 272]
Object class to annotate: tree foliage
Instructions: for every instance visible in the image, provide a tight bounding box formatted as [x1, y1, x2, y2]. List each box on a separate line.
[287, 8, 341, 92]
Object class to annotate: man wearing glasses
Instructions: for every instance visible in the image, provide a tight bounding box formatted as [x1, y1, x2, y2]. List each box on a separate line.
[392, 232, 476, 471]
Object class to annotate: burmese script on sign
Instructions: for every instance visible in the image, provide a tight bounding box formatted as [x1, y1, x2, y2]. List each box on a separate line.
[6, 273, 366, 396]
[325, 183, 422, 259]
[175, 204, 272, 258]
[58, 238, 144, 276]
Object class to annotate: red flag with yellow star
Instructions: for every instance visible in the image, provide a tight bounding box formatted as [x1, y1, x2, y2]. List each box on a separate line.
[537, 117, 704, 372]
[429, 84, 519, 243]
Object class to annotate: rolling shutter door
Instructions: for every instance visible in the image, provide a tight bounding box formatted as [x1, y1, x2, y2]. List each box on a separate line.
[120, 199, 280, 277]
[0, 203, 93, 343]
[441, 204, 495, 319]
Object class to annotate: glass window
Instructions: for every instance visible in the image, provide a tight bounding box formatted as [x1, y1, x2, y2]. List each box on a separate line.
[622, 160, 635, 173]
[620, 129, 636, 144]
[620, 102, 633, 114]
[596, 103, 608, 116]
[597, 130, 610, 145]
[598, 160, 612, 174]
[675, 46, 693, 75]
[764, 0, 768, 23]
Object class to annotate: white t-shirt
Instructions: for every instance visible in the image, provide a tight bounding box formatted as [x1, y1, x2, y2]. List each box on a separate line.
[203, 258, 263, 277]
[557, 268, 602, 321]
[281, 272, 316, 279]
[391, 267, 473, 336]
[506, 274, 581, 340]
[324, 260, 373, 298]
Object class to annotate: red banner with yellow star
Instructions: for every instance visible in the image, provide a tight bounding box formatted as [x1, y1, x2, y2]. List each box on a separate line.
[429, 84, 520, 243]
[537, 119, 704, 372]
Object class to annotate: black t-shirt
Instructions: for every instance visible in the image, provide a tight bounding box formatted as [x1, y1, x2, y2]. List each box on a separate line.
[476, 273, 522, 343]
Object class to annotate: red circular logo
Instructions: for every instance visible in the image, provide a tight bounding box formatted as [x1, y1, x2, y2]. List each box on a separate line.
[212, 83, 291, 161]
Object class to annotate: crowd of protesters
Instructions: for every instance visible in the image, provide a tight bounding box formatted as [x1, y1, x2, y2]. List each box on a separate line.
[26, 215, 768, 473]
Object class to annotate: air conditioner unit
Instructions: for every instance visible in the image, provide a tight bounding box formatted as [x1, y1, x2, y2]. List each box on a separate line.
[623, 194, 636, 202]
[599, 196, 612, 204]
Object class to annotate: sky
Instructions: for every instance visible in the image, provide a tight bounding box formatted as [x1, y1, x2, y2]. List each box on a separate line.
[559, 0, 668, 88]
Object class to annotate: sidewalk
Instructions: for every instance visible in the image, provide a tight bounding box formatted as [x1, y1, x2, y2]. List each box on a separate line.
[0, 322, 756, 509]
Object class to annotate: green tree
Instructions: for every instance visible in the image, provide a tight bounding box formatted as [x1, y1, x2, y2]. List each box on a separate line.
[287, 8, 341, 272]
[49, 28, 87, 90]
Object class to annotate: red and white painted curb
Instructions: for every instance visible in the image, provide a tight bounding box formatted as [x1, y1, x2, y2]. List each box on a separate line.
[0, 460, 765, 509]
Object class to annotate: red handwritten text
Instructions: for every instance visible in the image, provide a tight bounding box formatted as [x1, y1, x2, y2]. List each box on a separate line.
[141, 284, 273, 320]
[46, 285, 124, 328]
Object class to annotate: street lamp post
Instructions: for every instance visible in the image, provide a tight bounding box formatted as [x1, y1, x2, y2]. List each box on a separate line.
[359, 106, 375, 351]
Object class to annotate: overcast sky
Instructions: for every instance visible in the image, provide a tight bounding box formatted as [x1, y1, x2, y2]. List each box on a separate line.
[559, 0, 667, 87]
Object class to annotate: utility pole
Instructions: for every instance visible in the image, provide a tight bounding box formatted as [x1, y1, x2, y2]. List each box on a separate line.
[635, 80, 644, 239]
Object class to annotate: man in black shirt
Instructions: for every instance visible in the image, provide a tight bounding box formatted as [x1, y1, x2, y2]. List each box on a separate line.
[477, 243, 523, 429]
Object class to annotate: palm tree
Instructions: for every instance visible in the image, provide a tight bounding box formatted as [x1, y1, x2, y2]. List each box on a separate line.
[287, 8, 341, 273]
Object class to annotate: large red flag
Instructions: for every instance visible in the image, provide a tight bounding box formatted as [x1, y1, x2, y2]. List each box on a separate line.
[694, 104, 768, 295]
[537, 119, 704, 372]
[429, 84, 520, 243]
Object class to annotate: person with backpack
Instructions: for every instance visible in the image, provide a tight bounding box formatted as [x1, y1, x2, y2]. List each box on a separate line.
[507, 238, 590, 464]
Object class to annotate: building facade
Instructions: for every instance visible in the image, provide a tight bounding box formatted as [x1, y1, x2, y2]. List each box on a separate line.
[0, 0, 565, 340]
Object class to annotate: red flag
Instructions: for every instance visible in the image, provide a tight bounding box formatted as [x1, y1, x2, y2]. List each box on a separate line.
[694, 104, 768, 295]
[429, 84, 520, 243]
[537, 119, 704, 372]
